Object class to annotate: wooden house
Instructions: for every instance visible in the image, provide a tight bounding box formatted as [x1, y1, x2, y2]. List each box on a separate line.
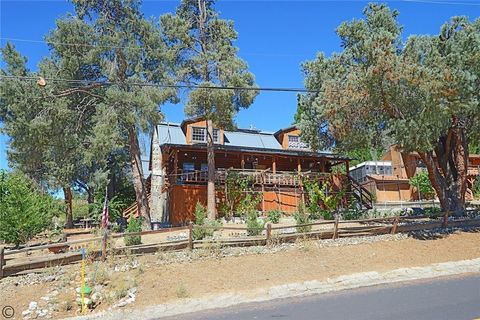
[350, 145, 480, 203]
[125, 118, 372, 225]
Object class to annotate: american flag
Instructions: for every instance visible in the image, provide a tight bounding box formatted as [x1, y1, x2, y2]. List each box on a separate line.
[101, 188, 109, 229]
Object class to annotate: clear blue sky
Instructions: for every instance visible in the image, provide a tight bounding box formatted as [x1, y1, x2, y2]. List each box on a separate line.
[1, 0, 479, 170]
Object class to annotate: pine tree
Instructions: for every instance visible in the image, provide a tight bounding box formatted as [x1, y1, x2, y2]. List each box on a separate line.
[297, 4, 480, 213]
[161, 0, 258, 219]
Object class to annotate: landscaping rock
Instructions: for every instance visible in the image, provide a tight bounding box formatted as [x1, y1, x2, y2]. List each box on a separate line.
[28, 301, 38, 311]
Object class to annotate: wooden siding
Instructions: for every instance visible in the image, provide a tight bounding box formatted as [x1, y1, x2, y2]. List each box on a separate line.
[184, 120, 224, 145]
[169, 185, 303, 225]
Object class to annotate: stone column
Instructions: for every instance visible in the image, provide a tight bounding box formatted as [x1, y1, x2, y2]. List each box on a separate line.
[150, 127, 168, 224]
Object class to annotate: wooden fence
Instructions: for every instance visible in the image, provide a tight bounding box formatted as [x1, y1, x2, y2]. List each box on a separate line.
[1, 211, 479, 278]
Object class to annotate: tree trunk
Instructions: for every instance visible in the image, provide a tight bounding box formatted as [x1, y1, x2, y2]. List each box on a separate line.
[418, 122, 468, 215]
[63, 187, 73, 229]
[87, 186, 95, 216]
[206, 119, 216, 220]
[127, 125, 152, 229]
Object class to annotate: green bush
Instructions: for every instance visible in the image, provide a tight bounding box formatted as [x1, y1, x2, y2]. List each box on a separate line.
[409, 171, 435, 199]
[294, 204, 312, 233]
[266, 209, 282, 224]
[0, 171, 62, 247]
[192, 202, 220, 240]
[124, 217, 142, 246]
[246, 210, 265, 236]
[473, 176, 480, 199]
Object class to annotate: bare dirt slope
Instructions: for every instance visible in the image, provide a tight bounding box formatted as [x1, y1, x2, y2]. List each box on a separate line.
[1, 230, 479, 319]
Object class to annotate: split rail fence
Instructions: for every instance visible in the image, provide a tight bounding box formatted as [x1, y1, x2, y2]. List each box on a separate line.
[1, 211, 480, 279]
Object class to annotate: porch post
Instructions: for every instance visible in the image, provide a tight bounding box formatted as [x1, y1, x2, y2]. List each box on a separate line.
[241, 154, 245, 169]
[297, 158, 301, 173]
[272, 156, 277, 174]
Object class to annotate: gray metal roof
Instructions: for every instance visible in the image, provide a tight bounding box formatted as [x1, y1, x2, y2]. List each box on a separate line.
[223, 131, 282, 149]
[156, 122, 283, 149]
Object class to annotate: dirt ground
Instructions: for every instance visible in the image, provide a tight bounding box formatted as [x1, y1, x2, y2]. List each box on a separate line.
[1, 230, 479, 319]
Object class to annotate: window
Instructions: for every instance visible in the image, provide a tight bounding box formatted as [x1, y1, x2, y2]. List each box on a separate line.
[287, 135, 308, 149]
[191, 127, 220, 143]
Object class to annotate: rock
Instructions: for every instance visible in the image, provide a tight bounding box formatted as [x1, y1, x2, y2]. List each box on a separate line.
[44, 276, 55, 282]
[49, 290, 59, 296]
[22, 310, 31, 316]
[115, 300, 128, 308]
[75, 297, 92, 306]
[128, 287, 137, 295]
[29, 301, 38, 311]
[93, 285, 104, 293]
[38, 309, 48, 317]
[91, 292, 102, 303]
[40, 296, 49, 302]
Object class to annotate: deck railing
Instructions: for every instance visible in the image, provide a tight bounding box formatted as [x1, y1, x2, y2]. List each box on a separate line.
[174, 168, 333, 187]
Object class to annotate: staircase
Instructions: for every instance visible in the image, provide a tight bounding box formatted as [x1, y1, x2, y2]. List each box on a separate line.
[347, 174, 374, 210]
[122, 193, 151, 221]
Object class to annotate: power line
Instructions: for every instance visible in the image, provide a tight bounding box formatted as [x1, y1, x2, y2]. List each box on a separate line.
[0, 75, 317, 93]
[0, 37, 315, 58]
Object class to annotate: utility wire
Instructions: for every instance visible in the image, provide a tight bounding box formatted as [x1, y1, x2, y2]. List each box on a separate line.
[0, 37, 314, 58]
[0, 75, 317, 93]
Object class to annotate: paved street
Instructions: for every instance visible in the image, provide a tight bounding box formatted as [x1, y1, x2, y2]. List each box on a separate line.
[165, 274, 480, 320]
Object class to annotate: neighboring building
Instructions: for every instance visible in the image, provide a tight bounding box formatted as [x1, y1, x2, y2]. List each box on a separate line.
[125, 118, 372, 225]
[350, 145, 480, 203]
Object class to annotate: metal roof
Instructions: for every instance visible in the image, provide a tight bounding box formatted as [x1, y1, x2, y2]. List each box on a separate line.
[155, 122, 350, 160]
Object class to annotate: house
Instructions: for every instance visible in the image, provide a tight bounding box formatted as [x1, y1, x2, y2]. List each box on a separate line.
[349, 145, 480, 203]
[129, 118, 372, 225]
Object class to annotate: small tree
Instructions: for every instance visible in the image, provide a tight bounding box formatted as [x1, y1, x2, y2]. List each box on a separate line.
[409, 171, 435, 200]
[294, 203, 312, 233]
[124, 217, 142, 246]
[192, 202, 220, 240]
[0, 171, 62, 247]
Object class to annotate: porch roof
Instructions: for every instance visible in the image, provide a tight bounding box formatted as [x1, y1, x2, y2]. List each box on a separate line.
[160, 142, 352, 161]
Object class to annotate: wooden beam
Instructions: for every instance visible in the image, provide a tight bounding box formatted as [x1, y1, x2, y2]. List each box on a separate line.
[297, 158, 301, 173]
[241, 154, 245, 169]
[272, 156, 277, 174]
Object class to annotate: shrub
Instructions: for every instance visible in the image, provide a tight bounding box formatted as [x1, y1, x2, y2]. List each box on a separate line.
[409, 171, 435, 199]
[0, 171, 62, 247]
[473, 176, 480, 199]
[192, 202, 220, 240]
[124, 217, 142, 246]
[246, 210, 265, 236]
[294, 204, 312, 233]
[266, 209, 282, 224]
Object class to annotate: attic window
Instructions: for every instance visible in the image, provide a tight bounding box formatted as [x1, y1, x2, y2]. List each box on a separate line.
[191, 127, 219, 143]
[288, 135, 308, 149]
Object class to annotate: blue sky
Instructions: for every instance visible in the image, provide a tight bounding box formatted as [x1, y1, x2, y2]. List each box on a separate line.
[1, 0, 479, 170]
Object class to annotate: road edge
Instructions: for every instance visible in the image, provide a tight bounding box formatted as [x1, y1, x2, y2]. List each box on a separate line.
[68, 257, 480, 320]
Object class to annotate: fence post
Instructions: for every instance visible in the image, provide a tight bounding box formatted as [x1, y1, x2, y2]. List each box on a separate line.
[188, 222, 194, 250]
[391, 216, 400, 234]
[332, 214, 339, 240]
[0, 247, 4, 279]
[101, 229, 108, 262]
[266, 223, 272, 246]
[443, 211, 449, 228]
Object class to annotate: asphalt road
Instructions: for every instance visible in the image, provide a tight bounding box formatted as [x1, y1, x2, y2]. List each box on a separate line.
[164, 274, 480, 320]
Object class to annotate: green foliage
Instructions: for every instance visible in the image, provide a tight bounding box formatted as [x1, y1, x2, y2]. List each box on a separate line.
[161, 0, 258, 127]
[294, 204, 312, 233]
[472, 176, 480, 199]
[237, 192, 262, 218]
[246, 210, 265, 236]
[192, 202, 220, 240]
[409, 171, 435, 199]
[266, 209, 282, 224]
[221, 171, 252, 219]
[124, 217, 142, 246]
[296, 3, 480, 212]
[304, 179, 344, 220]
[0, 171, 62, 247]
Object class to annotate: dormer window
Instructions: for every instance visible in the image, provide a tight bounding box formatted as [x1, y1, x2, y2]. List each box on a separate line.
[288, 135, 308, 149]
[191, 126, 219, 143]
